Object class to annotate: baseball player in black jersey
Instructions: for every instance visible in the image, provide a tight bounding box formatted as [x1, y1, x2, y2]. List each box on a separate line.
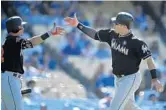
[64, 12, 163, 110]
[1, 16, 65, 110]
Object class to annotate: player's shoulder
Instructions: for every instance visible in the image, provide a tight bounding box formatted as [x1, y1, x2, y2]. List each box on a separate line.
[97, 28, 113, 37]
[6, 36, 25, 46]
[109, 29, 117, 34]
[99, 28, 117, 36]
[99, 28, 111, 33]
[131, 36, 146, 45]
[5, 36, 15, 44]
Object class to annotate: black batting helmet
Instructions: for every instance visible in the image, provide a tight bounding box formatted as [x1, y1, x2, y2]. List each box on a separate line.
[6, 16, 27, 33]
[111, 12, 134, 28]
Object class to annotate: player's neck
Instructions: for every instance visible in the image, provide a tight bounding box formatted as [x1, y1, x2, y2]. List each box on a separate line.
[118, 29, 130, 37]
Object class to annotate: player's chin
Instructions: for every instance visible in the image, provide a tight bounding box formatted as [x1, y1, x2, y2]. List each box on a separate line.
[113, 28, 119, 34]
[114, 29, 119, 34]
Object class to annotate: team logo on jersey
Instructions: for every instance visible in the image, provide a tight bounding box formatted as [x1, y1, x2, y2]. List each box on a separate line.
[142, 44, 148, 53]
[111, 39, 129, 55]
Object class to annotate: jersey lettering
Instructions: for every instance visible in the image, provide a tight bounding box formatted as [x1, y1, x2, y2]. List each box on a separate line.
[111, 39, 129, 55]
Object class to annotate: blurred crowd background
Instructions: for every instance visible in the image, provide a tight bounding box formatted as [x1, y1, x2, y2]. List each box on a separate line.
[1, 1, 166, 110]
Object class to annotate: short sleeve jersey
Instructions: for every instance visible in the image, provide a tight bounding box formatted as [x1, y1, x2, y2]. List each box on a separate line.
[1, 35, 33, 74]
[95, 29, 151, 75]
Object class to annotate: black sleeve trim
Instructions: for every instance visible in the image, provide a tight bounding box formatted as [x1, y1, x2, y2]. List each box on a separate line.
[142, 54, 151, 60]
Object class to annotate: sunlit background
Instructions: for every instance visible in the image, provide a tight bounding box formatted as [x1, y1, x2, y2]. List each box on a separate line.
[1, 1, 166, 110]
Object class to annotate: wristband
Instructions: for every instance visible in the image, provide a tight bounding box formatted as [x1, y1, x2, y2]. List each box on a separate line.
[150, 69, 157, 79]
[77, 23, 84, 30]
[41, 32, 50, 40]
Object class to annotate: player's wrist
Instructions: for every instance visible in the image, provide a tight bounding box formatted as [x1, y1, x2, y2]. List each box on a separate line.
[47, 31, 52, 36]
[75, 21, 79, 27]
[77, 22, 84, 30]
[150, 69, 157, 79]
[41, 32, 50, 40]
[152, 78, 158, 82]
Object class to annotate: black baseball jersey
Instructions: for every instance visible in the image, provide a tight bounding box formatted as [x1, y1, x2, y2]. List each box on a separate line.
[94, 29, 151, 75]
[1, 35, 33, 74]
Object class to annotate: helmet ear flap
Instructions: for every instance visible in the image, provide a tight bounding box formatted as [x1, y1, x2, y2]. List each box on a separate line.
[10, 25, 24, 33]
[11, 28, 20, 33]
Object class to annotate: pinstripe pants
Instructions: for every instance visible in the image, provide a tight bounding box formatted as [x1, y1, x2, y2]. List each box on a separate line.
[108, 72, 142, 110]
[1, 71, 23, 110]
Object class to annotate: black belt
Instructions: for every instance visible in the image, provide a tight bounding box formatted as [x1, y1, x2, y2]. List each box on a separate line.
[2, 71, 22, 78]
[115, 72, 135, 78]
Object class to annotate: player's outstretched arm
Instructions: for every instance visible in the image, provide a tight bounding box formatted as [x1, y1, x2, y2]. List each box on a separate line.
[28, 23, 65, 46]
[64, 13, 97, 39]
[145, 56, 163, 92]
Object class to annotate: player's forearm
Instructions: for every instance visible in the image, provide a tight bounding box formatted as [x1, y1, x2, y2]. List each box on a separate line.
[28, 32, 50, 46]
[146, 56, 156, 70]
[146, 56, 157, 79]
[77, 23, 97, 39]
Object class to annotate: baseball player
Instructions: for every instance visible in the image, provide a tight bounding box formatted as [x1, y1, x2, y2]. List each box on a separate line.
[64, 12, 163, 110]
[1, 16, 64, 110]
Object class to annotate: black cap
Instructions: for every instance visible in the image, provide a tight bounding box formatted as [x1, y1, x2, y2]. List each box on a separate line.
[6, 16, 27, 33]
[111, 12, 134, 28]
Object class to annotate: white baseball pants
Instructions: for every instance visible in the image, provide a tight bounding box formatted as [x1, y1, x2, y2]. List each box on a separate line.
[1, 71, 23, 110]
[108, 72, 142, 110]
